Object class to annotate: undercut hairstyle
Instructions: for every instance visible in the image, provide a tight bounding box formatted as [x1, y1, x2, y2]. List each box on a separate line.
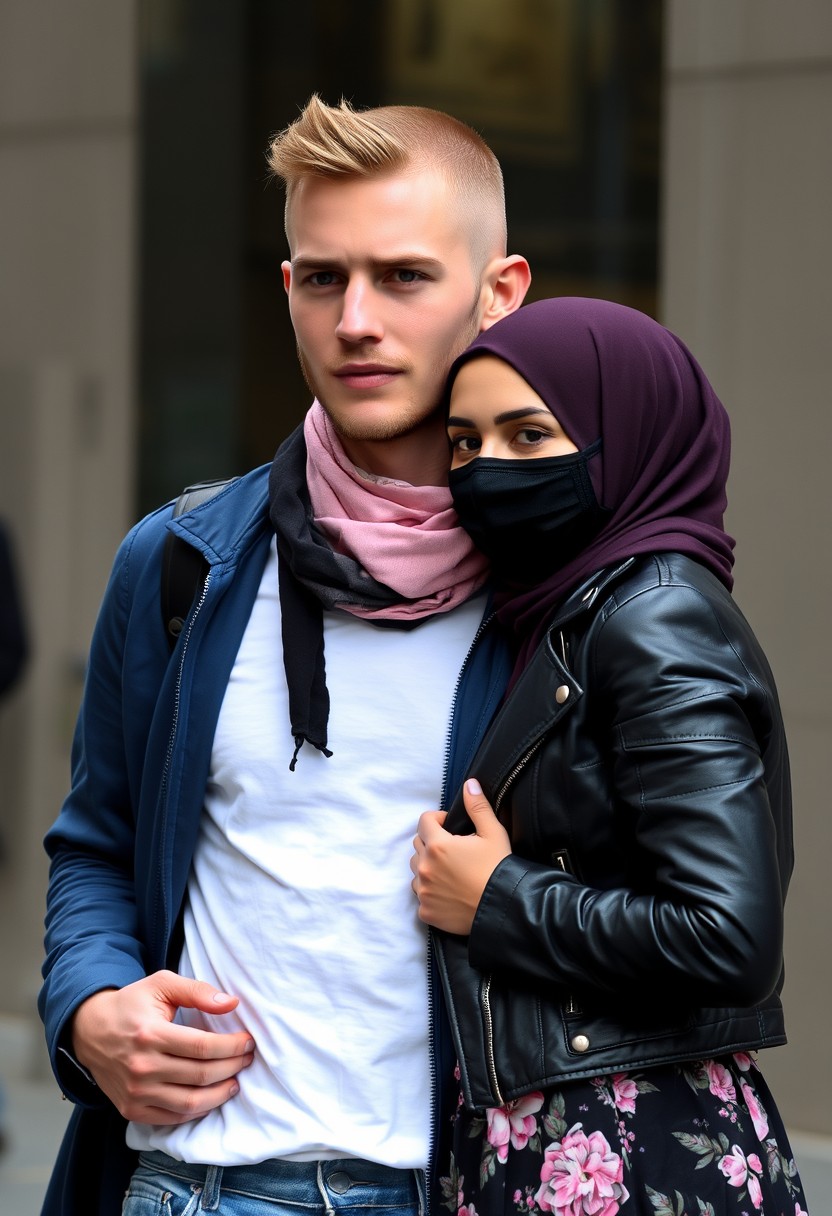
[268, 94, 507, 259]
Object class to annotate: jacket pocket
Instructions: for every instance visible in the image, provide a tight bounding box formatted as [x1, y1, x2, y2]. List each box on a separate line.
[550, 849, 581, 1017]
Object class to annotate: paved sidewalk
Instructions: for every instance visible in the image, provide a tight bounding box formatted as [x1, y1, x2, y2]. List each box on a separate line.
[0, 1014, 70, 1216]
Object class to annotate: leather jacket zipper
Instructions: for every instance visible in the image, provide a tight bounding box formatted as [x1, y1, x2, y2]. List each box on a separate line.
[481, 975, 505, 1107]
[432, 609, 497, 1194]
[482, 647, 575, 1103]
[494, 737, 545, 814]
[479, 736, 545, 1108]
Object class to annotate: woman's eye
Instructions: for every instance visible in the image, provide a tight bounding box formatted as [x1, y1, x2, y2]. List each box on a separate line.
[450, 434, 481, 453]
[516, 428, 549, 447]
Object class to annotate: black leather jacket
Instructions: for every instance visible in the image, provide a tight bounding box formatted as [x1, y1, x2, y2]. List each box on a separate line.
[435, 553, 792, 1111]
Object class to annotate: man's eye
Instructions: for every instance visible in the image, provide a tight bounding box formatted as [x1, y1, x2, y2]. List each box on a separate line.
[308, 271, 339, 287]
[393, 269, 423, 283]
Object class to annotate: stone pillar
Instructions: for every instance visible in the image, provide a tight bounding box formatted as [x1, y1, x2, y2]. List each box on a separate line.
[661, 0, 832, 1188]
[0, 2, 138, 1021]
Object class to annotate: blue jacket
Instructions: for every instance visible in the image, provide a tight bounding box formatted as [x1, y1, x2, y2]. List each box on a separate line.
[38, 465, 511, 1216]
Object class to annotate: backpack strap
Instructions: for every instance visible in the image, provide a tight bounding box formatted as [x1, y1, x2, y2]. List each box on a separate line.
[161, 478, 237, 650]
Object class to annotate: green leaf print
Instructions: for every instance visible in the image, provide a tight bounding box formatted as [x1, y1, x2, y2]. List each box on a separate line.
[645, 1185, 686, 1216]
[479, 1145, 497, 1191]
[681, 1061, 710, 1092]
[672, 1130, 727, 1168]
[541, 1091, 567, 1139]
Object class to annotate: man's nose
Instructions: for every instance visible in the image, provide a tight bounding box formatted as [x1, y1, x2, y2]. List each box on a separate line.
[335, 279, 384, 343]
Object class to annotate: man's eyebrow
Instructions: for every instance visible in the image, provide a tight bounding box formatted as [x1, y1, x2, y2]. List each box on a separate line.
[447, 407, 552, 427]
[291, 254, 446, 272]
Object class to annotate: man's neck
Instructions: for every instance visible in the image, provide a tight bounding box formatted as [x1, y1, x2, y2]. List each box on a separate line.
[339, 426, 450, 488]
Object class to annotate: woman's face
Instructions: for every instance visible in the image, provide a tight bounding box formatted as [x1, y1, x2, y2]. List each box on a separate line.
[447, 355, 577, 468]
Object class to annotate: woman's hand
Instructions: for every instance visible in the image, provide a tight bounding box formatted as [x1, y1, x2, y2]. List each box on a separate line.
[410, 778, 512, 935]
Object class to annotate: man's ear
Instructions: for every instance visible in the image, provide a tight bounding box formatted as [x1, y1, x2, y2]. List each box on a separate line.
[479, 255, 531, 330]
[281, 260, 292, 294]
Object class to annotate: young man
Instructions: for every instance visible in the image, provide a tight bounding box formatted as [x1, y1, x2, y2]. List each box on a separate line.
[38, 96, 530, 1216]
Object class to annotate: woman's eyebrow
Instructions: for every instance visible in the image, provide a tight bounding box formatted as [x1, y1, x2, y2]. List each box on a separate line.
[447, 407, 551, 427]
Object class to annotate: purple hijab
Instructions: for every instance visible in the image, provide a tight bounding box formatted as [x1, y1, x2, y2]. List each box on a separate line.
[446, 297, 735, 672]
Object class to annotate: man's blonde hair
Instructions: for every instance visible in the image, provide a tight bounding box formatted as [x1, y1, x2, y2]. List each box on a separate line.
[268, 94, 507, 258]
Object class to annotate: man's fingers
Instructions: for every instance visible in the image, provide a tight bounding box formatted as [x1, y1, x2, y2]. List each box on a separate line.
[118, 1076, 244, 1125]
[162, 1020, 256, 1063]
[152, 970, 240, 1015]
[124, 1041, 254, 1091]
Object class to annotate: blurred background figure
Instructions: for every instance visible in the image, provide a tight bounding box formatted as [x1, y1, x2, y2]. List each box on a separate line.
[0, 516, 29, 1154]
[0, 519, 28, 709]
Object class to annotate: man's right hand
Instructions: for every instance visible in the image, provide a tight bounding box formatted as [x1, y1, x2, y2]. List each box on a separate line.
[71, 970, 255, 1125]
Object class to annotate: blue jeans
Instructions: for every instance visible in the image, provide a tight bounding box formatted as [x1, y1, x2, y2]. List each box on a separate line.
[122, 1151, 425, 1216]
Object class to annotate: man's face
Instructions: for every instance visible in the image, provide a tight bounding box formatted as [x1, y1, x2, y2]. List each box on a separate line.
[282, 168, 487, 458]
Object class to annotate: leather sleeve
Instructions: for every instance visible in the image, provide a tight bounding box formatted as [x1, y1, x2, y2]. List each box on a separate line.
[467, 577, 788, 1008]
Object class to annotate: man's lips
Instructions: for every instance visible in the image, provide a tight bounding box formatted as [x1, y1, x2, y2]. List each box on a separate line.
[333, 364, 404, 390]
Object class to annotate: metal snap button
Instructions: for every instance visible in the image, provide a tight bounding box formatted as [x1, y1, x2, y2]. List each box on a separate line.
[327, 1172, 352, 1194]
[556, 685, 570, 704]
[571, 1034, 590, 1053]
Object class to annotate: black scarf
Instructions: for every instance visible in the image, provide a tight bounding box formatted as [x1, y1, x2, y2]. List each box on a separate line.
[268, 425, 420, 769]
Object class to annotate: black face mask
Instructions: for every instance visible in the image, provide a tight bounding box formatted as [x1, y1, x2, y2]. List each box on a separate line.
[449, 440, 608, 584]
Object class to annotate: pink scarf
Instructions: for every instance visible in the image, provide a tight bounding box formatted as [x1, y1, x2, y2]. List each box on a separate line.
[305, 402, 489, 620]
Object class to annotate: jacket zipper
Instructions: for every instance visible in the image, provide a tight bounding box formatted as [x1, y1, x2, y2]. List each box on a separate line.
[477, 735, 546, 1109]
[481, 975, 505, 1106]
[156, 568, 213, 953]
[494, 736, 545, 814]
[439, 610, 496, 799]
[426, 609, 497, 1205]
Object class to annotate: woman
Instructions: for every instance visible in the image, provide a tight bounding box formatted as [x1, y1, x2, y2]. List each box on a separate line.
[411, 298, 808, 1215]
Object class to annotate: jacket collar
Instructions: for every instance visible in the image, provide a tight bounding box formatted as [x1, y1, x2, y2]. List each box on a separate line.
[166, 464, 272, 566]
[546, 557, 636, 631]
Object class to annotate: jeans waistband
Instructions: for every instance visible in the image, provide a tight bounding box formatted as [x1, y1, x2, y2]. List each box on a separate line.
[137, 1150, 425, 1212]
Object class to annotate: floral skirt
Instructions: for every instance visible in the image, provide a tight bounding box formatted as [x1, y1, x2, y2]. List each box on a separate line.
[440, 1054, 809, 1216]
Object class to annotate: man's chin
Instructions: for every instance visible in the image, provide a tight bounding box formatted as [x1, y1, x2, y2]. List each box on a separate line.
[317, 398, 440, 446]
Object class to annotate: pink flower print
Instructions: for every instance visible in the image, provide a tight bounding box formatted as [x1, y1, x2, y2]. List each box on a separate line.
[514, 1192, 523, 1204]
[745, 1158, 765, 1212]
[459, 1205, 478, 1216]
[733, 1052, 753, 1072]
[719, 1145, 749, 1188]
[706, 1059, 736, 1104]
[740, 1078, 770, 1141]
[535, 1123, 629, 1215]
[796, 1203, 809, 1216]
[747, 1173, 763, 1208]
[486, 1093, 545, 1162]
[610, 1074, 638, 1115]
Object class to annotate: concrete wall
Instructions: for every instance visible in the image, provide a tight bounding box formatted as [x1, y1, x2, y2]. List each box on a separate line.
[0, 1, 138, 1018]
[661, 0, 832, 1196]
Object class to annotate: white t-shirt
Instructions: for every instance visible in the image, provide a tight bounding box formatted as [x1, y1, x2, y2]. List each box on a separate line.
[129, 540, 484, 1167]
